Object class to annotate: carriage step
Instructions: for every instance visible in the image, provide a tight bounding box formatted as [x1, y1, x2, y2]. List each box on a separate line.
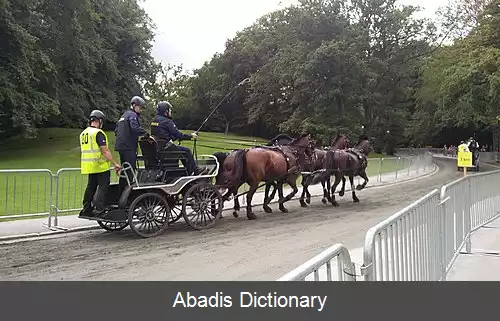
[78, 208, 128, 223]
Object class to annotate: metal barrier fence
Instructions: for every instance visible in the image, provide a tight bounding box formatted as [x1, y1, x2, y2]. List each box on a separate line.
[278, 165, 500, 281]
[277, 244, 356, 281]
[0, 154, 432, 231]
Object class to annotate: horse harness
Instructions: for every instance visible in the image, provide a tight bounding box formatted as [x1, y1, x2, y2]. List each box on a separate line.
[346, 148, 367, 168]
[261, 145, 301, 175]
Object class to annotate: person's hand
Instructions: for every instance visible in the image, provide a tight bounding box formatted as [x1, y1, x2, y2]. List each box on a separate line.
[191, 132, 198, 140]
[114, 163, 121, 175]
[144, 132, 151, 138]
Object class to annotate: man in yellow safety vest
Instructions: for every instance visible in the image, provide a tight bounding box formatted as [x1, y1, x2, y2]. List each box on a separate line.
[79, 110, 121, 217]
[458, 140, 469, 153]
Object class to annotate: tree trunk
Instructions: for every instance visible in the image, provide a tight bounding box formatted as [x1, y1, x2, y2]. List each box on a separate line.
[225, 122, 230, 134]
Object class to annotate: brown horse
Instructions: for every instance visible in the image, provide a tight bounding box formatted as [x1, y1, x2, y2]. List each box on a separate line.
[299, 133, 350, 207]
[314, 136, 372, 207]
[213, 133, 297, 217]
[222, 134, 315, 219]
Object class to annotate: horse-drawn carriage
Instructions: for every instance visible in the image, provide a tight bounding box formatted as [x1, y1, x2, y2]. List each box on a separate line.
[78, 136, 224, 238]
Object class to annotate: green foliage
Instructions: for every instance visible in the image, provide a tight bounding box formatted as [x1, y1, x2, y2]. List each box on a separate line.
[0, 0, 157, 140]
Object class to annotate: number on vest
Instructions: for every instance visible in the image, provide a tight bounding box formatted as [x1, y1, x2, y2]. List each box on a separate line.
[81, 132, 89, 144]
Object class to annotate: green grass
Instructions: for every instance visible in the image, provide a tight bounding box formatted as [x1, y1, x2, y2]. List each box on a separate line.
[0, 128, 407, 220]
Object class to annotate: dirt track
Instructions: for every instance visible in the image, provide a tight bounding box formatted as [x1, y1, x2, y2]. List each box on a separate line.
[0, 158, 484, 280]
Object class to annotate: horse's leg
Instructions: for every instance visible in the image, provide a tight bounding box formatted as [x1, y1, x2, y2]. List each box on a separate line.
[281, 175, 299, 210]
[320, 180, 328, 204]
[300, 175, 309, 208]
[339, 177, 346, 197]
[245, 182, 259, 220]
[349, 175, 360, 203]
[356, 169, 369, 191]
[326, 175, 333, 203]
[276, 181, 289, 213]
[263, 183, 273, 213]
[304, 175, 312, 204]
[268, 181, 278, 201]
[330, 174, 342, 207]
[232, 189, 240, 218]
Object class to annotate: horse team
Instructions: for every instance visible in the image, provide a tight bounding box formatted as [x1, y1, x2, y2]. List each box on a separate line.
[213, 133, 373, 220]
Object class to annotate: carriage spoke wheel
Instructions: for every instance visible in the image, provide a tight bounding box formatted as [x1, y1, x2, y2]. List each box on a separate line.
[169, 204, 183, 224]
[182, 182, 223, 230]
[97, 221, 128, 232]
[128, 192, 171, 238]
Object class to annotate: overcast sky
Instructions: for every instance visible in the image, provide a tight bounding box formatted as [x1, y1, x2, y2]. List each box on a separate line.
[140, 0, 450, 71]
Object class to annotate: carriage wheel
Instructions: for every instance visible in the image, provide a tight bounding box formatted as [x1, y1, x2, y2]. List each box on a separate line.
[169, 204, 183, 224]
[182, 182, 223, 230]
[128, 192, 171, 238]
[97, 221, 129, 232]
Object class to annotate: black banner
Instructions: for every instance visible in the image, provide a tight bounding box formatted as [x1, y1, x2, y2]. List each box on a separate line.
[0, 282, 497, 321]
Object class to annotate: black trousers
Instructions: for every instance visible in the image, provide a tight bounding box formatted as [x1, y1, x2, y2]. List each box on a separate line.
[118, 150, 137, 191]
[82, 171, 110, 212]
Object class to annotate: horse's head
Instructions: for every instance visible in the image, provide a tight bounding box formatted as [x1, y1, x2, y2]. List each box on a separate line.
[331, 133, 349, 150]
[287, 134, 316, 169]
[356, 136, 372, 156]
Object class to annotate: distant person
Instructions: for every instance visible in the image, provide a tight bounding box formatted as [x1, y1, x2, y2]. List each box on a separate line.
[467, 137, 479, 152]
[150, 101, 207, 175]
[114, 96, 149, 190]
[458, 140, 469, 153]
[79, 110, 121, 217]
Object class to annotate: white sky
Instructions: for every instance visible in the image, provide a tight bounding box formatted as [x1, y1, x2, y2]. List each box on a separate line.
[140, 0, 450, 71]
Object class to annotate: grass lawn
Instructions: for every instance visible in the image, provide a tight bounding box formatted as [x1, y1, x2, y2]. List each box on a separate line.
[0, 128, 407, 220]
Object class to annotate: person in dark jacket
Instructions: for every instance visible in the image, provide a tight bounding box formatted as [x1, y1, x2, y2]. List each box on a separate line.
[151, 101, 207, 175]
[114, 96, 149, 189]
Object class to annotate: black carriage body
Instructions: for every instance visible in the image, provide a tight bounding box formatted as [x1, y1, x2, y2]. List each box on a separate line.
[81, 136, 224, 237]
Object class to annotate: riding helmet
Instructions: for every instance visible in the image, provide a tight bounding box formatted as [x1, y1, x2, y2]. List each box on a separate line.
[89, 110, 105, 121]
[157, 101, 173, 114]
[130, 96, 146, 108]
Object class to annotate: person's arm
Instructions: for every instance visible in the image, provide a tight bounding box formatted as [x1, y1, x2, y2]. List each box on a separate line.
[128, 114, 148, 136]
[165, 120, 193, 141]
[96, 132, 121, 172]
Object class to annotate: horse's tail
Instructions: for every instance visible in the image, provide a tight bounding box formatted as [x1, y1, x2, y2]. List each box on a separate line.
[224, 149, 247, 189]
[213, 151, 229, 185]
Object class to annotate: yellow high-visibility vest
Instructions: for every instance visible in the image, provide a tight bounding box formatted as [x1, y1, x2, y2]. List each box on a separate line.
[458, 144, 468, 153]
[79, 127, 110, 174]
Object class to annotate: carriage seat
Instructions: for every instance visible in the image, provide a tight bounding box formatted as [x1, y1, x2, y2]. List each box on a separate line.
[138, 136, 190, 183]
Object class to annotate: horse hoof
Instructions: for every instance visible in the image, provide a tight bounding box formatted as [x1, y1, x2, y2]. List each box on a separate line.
[321, 198, 327, 204]
[306, 198, 311, 204]
[232, 211, 239, 218]
[339, 191, 345, 197]
[332, 202, 340, 207]
[247, 213, 257, 220]
[356, 185, 363, 191]
[279, 207, 288, 213]
[300, 201, 308, 208]
[263, 206, 273, 213]
[353, 198, 360, 203]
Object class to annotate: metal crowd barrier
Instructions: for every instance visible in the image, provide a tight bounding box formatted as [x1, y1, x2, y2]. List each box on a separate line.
[277, 244, 356, 281]
[278, 166, 500, 281]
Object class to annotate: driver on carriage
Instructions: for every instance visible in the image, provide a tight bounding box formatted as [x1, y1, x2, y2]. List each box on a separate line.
[150, 101, 208, 175]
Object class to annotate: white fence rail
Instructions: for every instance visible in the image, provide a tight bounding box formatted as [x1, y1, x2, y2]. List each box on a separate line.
[279, 161, 500, 281]
[277, 244, 356, 281]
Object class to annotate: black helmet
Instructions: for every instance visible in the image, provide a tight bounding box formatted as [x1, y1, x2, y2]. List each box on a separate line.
[130, 96, 146, 108]
[157, 101, 172, 114]
[89, 110, 105, 121]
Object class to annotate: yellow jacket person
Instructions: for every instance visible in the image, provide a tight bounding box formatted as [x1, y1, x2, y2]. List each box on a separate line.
[79, 110, 121, 218]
